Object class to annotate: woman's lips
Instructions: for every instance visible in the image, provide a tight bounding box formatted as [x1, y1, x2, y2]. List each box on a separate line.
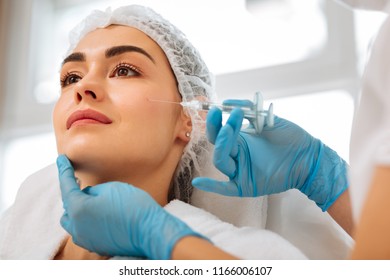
[66, 109, 113, 129]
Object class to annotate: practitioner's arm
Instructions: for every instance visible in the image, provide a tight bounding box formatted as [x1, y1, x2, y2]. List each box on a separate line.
[327, 189, 354, 236]
[172, 236, 238, 260]
[351, 166, 390, 259]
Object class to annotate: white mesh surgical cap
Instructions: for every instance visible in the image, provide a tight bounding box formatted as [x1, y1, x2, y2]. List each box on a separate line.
[65, 5, 216, 202]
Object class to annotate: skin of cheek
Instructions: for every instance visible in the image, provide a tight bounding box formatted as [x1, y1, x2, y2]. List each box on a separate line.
[108, 93, 180, 166]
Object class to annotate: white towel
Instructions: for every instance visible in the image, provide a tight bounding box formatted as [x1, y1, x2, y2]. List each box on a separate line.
[0, 163, 306, 260]
[191, 188, 268, 229]
[190, 163, 268, 229]
[0, 164, 66, 259]
[165, 200, 306, 259]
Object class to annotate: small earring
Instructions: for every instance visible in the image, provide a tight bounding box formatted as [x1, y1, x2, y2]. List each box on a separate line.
[185, 132, 191, 138]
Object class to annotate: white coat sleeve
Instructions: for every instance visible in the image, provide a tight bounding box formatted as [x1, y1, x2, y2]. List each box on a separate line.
[349, 13, 390, 221]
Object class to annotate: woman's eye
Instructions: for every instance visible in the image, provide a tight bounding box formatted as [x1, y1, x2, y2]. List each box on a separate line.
[112, 63, 140, 77]
[60, 73, 82, 87]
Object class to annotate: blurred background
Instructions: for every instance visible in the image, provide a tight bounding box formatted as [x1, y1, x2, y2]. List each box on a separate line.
[0, 0, 387, 214]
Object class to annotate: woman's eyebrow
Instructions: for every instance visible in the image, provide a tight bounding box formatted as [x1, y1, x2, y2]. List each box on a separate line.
[105, 45, 156, 64]
[62, 52, 86, 65]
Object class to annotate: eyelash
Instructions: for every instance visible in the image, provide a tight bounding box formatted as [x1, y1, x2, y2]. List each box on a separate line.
[111, 62, 141, 77]
[59, 62, 142, 88]
[60, 71, 82, 88]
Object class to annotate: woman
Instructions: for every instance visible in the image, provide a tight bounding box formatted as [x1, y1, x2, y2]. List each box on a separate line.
[0, 5, 306, 260]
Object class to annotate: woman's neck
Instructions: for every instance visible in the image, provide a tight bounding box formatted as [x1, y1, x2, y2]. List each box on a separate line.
[54, 236, 109, 260]
[70, 145, 185, 206]
[74, 165, 174, 206]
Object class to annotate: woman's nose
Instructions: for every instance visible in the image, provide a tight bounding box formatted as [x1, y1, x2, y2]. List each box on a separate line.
[76, 90, 97, 102]
[73, 75, 104, 103]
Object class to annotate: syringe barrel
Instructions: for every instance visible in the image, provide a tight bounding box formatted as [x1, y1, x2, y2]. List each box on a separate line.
[187, 101, 266, 121]
[214, 104, 259, 120]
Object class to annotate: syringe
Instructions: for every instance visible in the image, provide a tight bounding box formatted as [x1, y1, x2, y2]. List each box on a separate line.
[149, 92, 274, 134]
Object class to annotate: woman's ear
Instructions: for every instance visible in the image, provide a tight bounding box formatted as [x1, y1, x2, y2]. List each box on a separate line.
[177, 108, 193, 143]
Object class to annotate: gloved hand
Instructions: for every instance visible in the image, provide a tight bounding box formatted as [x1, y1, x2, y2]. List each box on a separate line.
[57, 154, 204, 259]
[192, 100, 349, 211]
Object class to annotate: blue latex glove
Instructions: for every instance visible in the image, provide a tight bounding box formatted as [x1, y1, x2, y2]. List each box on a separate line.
[57, 154, 204, 259]
[192, 100, 349, 211]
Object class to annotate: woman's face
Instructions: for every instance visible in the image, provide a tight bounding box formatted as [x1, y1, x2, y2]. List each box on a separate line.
[53, 25, 190, 183]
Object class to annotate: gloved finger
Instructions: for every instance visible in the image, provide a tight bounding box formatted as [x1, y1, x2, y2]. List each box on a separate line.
[81, 185, 95, 196]
[56, 154, 84, 208]
[212, 109, 244, 177]
[206, 107, 223, 144]
[60, 212, 72, 234]
[262, 115, 283, 131]
[213, 122, 237, 178]
[225, 108, 244, 158]
[85, 181, 130, 195]
[192, 177, 240, 196]
[222, 99, 253, 108]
